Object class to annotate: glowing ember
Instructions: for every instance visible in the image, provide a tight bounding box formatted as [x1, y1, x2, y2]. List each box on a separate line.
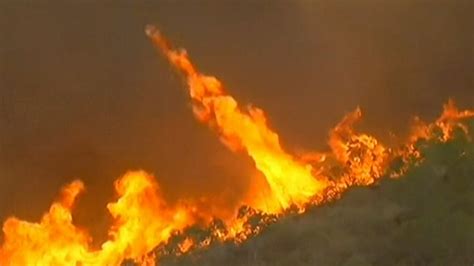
[0, 26, 473, 265]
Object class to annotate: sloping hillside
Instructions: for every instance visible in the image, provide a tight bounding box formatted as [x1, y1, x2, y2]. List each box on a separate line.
[157, 128, 474, 266]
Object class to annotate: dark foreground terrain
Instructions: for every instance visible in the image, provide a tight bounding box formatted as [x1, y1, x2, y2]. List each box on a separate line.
[155, 125, 474, 266]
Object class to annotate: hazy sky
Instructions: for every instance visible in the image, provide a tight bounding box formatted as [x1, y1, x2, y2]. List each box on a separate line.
[1, 0, 473, 241]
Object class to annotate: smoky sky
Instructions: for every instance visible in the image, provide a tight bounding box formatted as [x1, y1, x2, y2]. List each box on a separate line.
[0, 0, 473, 241]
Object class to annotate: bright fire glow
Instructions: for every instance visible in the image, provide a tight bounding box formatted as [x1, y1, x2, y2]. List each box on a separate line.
[1, 26, 473, 265]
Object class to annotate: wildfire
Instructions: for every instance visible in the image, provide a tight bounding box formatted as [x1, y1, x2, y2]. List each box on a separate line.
[0, 171, 197, 265]
[0, 25, 473, 265]
[145, 25, 327, 212]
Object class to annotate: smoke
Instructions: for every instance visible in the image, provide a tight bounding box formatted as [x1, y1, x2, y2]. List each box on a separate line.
[1, 0, 473, 258]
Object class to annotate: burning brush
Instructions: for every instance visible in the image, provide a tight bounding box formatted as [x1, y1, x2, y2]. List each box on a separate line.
[0, 25, 473, 266]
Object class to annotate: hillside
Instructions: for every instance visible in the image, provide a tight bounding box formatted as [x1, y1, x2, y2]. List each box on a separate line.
[156, 128, 474, 266]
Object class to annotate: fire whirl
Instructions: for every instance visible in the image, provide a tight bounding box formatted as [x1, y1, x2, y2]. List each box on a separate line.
[0, 25, 473, 265]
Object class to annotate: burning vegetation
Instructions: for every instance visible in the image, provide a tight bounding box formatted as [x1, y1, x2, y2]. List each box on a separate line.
[0, 26, 473, 265]
[157, 134, 474, 266]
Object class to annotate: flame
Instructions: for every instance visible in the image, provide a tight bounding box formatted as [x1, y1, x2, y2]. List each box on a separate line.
[99, 171, 195, 263]
[145, 25, 328, 212]
[414, 99, 474, 142]
[327, 107, 389, 185]
[0, 171, 196, 265]
[177, 237, 194, 254]
[0, 180, 90, 265]
[1, 25, 473, 265]
[391, 99, 474, 176]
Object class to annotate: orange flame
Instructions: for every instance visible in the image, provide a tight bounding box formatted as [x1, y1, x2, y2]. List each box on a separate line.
[412, 99, 474, 142]
[0, 171, 196, 265]
[0, 180, 90, 265]
[1, 26, 473, 265]
[328, 107, 389, 185]
[145, 25, 327, 212]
